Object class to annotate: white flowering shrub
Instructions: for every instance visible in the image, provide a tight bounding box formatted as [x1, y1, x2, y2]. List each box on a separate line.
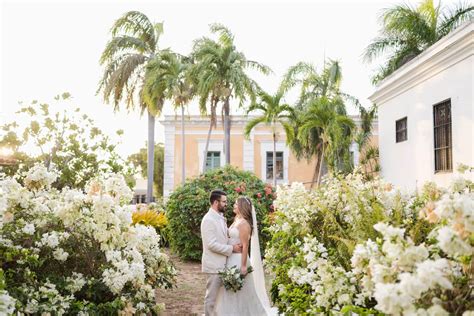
[0, 165, 176, 314]
[0, 270, 15, 315]
[266, 170, 473, 315]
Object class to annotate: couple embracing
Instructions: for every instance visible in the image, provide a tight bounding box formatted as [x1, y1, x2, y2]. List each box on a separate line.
[200, 190, 277, 316]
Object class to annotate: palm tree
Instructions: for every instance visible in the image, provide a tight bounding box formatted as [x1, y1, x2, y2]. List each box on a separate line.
[142, 51, 195, 184]
[192, 23, 271, 166]
[244, 88, 294, 187]
[364, 0, 473, 84]
[354, 104, 378, 152]
[283, 59, 356, 186]
[283, 59, 344, 108]
[298, 97, 356, 186]
[286, 104, 323, 188]
[360, 145, 380, 180]
[98, 11, 164, 203]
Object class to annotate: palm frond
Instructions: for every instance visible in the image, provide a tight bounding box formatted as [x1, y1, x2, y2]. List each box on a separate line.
[244, 116, 267, 139]
[280, 121, 295, 143]
[326, 59, 342, 89]
[340, 93, 361, 109]
[110, 11, 157, 51]
[153, 22, 164, 50]
[335, 115, 356, 131]
[246, 60, 273, 76]
[383, 4, 430, 40]
[438, 2, 474, 37]
[283, 62, 314, 85]
[209, 23, 234, 46]
[99, 54, 147, 111]
[366, 0, 472, 84]
[418, 0, 440, 30]
[100, 36, 149, 64]
[247, 103, 267, 114]
[363, 36, 400, 62]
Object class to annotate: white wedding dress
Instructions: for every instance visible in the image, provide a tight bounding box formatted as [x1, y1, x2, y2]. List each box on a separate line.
[215, 221, 278, 316]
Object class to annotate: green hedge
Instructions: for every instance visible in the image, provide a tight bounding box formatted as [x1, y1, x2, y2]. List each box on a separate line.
[165, 166, 276, 261]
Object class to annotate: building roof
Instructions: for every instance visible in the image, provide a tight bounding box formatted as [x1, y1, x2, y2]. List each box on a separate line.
[369, 20, 474, 105]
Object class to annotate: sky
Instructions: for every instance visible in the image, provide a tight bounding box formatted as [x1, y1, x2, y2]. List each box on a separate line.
[1, 0, 457, 158]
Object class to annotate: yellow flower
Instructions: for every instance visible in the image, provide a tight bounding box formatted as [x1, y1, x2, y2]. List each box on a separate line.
[132, 208, 168, 229]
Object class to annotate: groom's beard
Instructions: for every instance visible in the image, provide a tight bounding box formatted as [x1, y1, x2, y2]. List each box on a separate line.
[218, 205, 225, 214]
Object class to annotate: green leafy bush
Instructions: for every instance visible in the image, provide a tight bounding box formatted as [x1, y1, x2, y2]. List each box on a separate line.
[165, 165, 276, 261]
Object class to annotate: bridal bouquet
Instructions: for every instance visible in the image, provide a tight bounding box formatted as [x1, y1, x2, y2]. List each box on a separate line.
[218, 265, 254, 292]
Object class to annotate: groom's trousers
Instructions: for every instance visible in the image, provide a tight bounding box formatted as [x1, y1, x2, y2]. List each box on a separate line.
[204, 273, 222, 316]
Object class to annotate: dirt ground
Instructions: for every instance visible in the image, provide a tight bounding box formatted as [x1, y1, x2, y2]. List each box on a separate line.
[156, 250, 275, 315]
[156, 251, 206, 315]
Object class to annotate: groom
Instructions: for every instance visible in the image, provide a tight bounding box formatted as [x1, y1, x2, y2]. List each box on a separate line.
[200, 189, 242, 316]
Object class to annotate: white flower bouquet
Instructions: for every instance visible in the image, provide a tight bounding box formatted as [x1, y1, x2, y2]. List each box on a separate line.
[218, 265, 254, 292]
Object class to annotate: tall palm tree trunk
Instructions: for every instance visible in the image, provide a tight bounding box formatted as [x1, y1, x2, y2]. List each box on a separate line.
[181, 105, 185, 184]
[272, 130, 277, 187]
[202, 99, 217, 173]
[317, 143, 325, 187]
[202, 122, 214, 173]
[310, 150, 322, 189]
[147, 110, 155, 203]
[223, 98, 231, 165]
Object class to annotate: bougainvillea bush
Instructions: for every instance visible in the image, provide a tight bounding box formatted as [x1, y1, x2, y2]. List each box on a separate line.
[265, 169, 473, 315]
[0, 165, 176, 314]
[132, 203, 169, 247]
[165, 165, 276, 261]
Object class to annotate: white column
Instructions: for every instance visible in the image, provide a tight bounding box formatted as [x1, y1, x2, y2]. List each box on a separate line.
[163, 124, 175, 198]
[350, 141, 360, 167]
[243, 131, 254, 172]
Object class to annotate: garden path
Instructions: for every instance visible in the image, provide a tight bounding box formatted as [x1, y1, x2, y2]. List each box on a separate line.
[156, 250, 206, 315]
[156, 250, 275, 315]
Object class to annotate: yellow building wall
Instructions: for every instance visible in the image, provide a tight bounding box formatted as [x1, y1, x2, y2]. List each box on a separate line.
[288, 152, 319, 189]
[168, 118, 377, 190]
[230, 135, 244, 170]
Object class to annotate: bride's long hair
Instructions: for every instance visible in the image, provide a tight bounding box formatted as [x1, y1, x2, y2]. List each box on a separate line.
[236, 196, 254, 236]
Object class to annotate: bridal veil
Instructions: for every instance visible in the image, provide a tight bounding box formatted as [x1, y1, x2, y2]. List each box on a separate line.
[250, 205, 271, 309]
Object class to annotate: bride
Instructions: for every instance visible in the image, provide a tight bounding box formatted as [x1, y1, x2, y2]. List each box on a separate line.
[215, 196, 277, 316]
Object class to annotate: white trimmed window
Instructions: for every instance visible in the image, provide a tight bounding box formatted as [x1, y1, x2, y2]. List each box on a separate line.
[396, 117, 408, 143]
[259, 141, 288, 184]
[198, 140, 224, 173]
[205, 151, 221, 171]
[433, 99, 452, 173]
[266, 152, 283, 180]
[132, 194, 146, 204]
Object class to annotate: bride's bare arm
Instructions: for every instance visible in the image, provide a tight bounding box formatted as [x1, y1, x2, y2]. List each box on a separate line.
[238, 221, 251, 275]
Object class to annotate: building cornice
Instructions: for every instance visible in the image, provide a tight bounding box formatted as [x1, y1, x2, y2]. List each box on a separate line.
[161, 115, 260, 126]
[161, 114, 378, 137]
[161, 114, 374, 126]
[369, 21, 474, 105]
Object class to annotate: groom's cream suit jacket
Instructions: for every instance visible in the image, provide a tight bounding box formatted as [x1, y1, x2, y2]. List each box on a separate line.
[201, 208, 233, 273]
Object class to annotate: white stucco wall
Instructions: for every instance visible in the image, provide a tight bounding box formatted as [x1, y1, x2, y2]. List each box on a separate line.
[372, 21, 473, 189]
[378, 57, 473, 188]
